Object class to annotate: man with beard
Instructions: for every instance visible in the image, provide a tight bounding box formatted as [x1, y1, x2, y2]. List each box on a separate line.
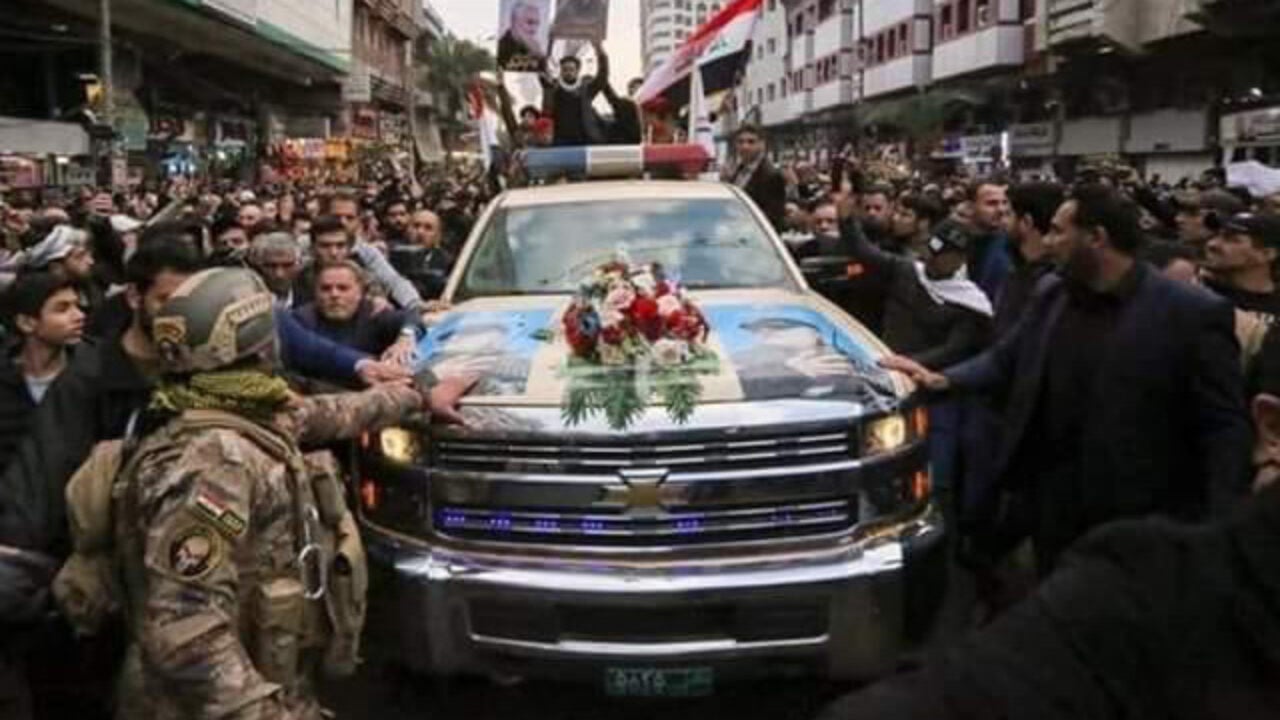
[891, 194, 947, 258]
[966, 181, 1015, 302]
[818, 326, 1280, 719]
[540, 41, 610, 147]
[883, 184, 1252, 573]
[381, 198, 412, 246]
[995, 182, 1064, 336]
[860, 183, 898, 250]
[498, 0, 548, 71]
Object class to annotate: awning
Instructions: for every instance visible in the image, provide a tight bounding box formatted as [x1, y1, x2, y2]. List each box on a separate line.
[0, 117, 90, 156]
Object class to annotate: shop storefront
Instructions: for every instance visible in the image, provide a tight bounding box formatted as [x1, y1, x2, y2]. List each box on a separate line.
[1125, 108, 1213, 183]
[1222, 105, 1280, 167]
[1009, 122, 1058, 179]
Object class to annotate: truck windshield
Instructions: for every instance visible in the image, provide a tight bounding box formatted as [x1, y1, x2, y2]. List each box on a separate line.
[456, 197, 795, 298]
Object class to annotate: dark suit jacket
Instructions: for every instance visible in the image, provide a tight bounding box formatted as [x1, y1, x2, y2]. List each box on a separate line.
[819, 485, 1280, 720]
[944, 263, 1251, 526]
[741, 161, 787, 232]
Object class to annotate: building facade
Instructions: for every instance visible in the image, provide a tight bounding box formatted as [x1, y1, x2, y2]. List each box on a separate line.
[641, 0, 727, 75]
[726, 0, 1277, 181]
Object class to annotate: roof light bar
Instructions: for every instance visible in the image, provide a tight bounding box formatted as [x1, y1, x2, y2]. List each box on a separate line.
[522, 144, 711, 180]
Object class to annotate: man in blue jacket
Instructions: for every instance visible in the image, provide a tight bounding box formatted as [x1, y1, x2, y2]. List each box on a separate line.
[885, 184, 1252, 572]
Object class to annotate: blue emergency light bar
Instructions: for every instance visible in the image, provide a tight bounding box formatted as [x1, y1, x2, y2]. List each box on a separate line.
[522, 144, 711, 180]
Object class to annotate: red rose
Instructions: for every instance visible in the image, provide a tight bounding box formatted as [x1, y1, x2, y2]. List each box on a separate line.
[665, 309, 686, 333]
[630, 296, 662, 341]
[601, 325, 625, 344]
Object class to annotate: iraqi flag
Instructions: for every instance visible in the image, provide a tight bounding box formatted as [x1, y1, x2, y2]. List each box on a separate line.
[636, 0, 762, 111]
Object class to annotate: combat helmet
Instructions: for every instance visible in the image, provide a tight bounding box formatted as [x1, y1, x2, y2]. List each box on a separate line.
[152, 267, 277, 374]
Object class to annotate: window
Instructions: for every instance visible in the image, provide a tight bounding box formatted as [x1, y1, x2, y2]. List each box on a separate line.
[899, 23, 909, 52]
[887, 29, 896, 58]
[876, 33, 885, 63]
[1020, 0, 1035, 21]
[767, 83, 776, 102]
[768, 0, 777, 10]
[458, 200, 792, 298]
[768, 38, 777, 54]
[958, 0, 971, 33]
[781, 75, 787, 96]
[757, 44, 765, 60]
[818, 0, 835, 21]
[940, 5, 953, 40]
[976, 0, 991, 26]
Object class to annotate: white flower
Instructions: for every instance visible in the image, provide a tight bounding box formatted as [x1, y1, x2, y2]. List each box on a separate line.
[656, 295, 682, 318]
[605, 282, 636, 309]
[653, 339, 689, 367]
[598, 341, 628, 366]
[631, 271, 657, 295]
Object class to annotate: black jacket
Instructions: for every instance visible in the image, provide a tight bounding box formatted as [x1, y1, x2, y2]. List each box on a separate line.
[540, 52, 609, 146]
[992, 256, 1053, 338]
[945, 265, 1252, 535]
[739, 161, 788, 232]
[0, 336, 151, 553]
[838, 219, 992, 368]
[819, 485, 1280, 720]
[0, 345, 35, 475]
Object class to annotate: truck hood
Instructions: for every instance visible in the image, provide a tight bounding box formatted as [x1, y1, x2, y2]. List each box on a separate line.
[417, 289, 904, 415]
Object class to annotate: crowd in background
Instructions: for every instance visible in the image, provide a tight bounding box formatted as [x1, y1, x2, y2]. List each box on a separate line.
[4, 118, 1280, 717]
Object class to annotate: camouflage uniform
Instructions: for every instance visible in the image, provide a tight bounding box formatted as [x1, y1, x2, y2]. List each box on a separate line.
[115, 386, 424, 720]
[106, 268, 433, 720]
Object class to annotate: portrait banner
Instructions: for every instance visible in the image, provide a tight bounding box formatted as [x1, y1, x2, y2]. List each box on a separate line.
[498, 0, 553, 72]
[552, 0, 609, 42]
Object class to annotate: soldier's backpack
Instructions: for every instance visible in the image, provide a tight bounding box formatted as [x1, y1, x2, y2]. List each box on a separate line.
[53, 409, 368, 679]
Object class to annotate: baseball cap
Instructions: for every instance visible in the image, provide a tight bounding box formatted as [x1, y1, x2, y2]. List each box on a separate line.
[1223, 212, 1280, 248]
[925, 219, 972, 255]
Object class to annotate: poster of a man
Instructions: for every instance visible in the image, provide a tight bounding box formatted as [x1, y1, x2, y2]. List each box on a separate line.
[552, 0, 610, 42]
[498, 0, 552, 72]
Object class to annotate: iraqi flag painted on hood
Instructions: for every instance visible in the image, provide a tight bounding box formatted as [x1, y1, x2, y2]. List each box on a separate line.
[636, 0, 762, 111]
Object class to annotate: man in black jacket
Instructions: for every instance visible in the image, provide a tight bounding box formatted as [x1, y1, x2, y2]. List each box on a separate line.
[885, 184, 1253, 571]
[722, 125, 787, 231]
[540, 41, 609, 146]
[995, 182, 1062, 336]
[0, 274, 85, 471]
[603, 78, 643, 145]
[818, 328, 1280, 720]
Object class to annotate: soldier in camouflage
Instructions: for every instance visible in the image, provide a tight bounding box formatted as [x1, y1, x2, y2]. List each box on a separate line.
[112, 268, 470, 719]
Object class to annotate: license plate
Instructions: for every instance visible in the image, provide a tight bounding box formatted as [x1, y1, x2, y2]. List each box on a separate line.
[604, 667, 714, 698]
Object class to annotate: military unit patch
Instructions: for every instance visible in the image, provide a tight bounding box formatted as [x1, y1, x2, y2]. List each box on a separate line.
[192, 490, 248, 539]
[167, 526, 221, 579]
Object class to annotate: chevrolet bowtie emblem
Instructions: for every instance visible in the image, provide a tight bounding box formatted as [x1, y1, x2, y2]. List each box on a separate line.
[599, 468, 684, 514]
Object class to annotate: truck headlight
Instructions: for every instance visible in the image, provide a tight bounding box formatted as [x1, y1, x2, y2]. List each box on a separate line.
[378, 427, 422, 464]
[863, 407, 926, 457]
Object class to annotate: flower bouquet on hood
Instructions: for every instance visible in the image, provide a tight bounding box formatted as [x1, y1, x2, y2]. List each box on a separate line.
[558, 260, 720, 430]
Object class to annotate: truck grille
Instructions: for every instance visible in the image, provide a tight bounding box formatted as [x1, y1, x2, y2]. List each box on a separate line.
[435, 498, 857, 547]
[435, 428, 855, 476]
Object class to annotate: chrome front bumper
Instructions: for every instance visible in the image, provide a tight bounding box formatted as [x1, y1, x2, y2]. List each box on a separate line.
[364, 506, 945, 682]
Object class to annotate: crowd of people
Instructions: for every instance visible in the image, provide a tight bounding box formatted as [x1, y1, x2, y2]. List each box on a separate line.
[721, 124, 1280, 717]
[0, 163, 497, 719]
[3, 109, 1280, 717]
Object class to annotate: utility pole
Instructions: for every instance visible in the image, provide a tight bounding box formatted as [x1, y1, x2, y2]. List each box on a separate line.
[99, 0, 120, 189]
[406, 35, 418, 180]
